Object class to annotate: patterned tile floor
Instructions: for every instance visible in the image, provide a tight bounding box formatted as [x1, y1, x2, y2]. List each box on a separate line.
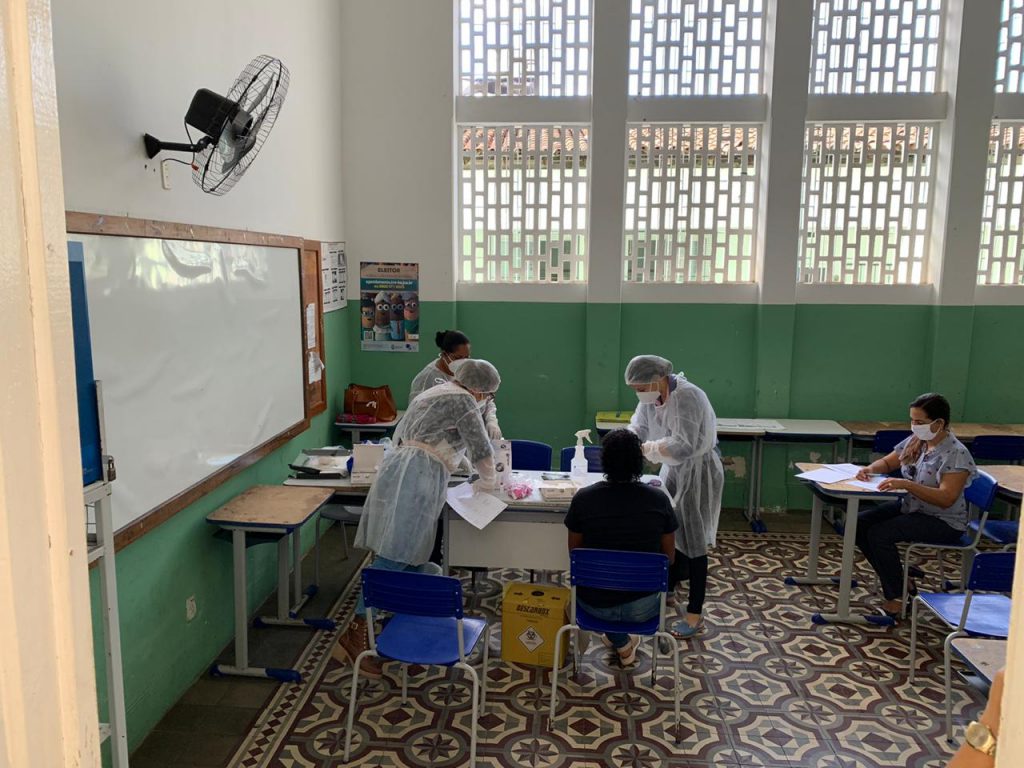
[232, 532, 986, 767]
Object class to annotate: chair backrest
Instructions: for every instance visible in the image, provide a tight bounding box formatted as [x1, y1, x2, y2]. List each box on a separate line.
[559, 445, 603, 472]
[511, 439, 553, 471]
[970, 435, 1024, 462]
[964, 470, 998, 512]
[570, 548, 669, 593]
[361, 569, 464, 619]
[966, 551, 1016, 593]
[873, 429, 911, 454]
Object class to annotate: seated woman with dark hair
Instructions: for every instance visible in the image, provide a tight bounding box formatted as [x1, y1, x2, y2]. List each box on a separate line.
[563, 429, 677, 666]
[855, 392, 977, 617]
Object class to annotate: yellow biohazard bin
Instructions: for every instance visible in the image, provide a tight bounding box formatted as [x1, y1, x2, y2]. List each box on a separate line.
[501, 581, 570, 667]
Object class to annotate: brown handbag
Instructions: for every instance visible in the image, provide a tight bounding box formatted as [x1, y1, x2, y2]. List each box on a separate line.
[343, 383, 398, 423]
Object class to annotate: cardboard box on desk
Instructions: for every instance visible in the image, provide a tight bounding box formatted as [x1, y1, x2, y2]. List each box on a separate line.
[501, 582, 569, 668]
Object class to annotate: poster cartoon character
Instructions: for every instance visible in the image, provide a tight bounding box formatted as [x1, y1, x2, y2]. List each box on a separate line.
[403, 292, 419, 340]
[373, 292, 391, 340]
[389, 292, 405, 340]
[360, 297, 374, 339]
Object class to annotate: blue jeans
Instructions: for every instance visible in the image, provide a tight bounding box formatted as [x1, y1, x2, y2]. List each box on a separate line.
[577, 592, 662, 649]
[354, 556, 443, 618]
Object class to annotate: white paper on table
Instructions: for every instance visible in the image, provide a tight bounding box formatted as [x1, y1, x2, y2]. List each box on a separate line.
[826, 463, 863, 476]
[446, 482, 508, 530]
[848, 477, 890, 491]
[796, 467, 853, 484]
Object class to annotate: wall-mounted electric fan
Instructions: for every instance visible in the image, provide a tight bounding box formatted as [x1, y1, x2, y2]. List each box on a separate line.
[143, 55, 289, 195]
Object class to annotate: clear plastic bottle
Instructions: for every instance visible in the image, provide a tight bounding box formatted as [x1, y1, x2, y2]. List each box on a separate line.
[570, 429, 592, 481]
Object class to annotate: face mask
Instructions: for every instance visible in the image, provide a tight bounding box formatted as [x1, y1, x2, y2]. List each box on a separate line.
[911, 420, 938, 441]
[636, 390, 661, 405]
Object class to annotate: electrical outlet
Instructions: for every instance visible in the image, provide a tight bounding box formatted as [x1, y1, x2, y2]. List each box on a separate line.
[185, 595, 197, 622]
[160, 159, 172, 190]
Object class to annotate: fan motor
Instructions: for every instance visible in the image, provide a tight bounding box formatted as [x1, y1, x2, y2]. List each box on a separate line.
[185, 88, 250, 139]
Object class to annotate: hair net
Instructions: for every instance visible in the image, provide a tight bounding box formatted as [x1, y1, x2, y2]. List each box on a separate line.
[625, 355, 674, 385]
[450, 358, 501, 393]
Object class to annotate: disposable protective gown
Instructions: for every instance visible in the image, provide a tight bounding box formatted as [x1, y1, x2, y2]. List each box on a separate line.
[355, 382, 496, 564]
[629, 374, 724, 557]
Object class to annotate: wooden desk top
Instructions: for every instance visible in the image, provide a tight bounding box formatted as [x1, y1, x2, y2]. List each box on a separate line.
[986, 465, 1024, 498]
[842, 421, 1024, 440]
[794, 462, 904, 497]
[207, 485, 333, 528]
[951, 637, 1006, 684]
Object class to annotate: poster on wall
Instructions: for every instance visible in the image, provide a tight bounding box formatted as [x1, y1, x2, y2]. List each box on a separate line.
[320, 242, 347, 312]
[359, 262, 419, 352]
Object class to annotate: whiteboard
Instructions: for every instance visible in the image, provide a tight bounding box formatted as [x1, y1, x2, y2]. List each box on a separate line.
[74, 234, 305, 533]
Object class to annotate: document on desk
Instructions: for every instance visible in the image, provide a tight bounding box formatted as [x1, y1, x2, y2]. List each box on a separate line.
[847, 476, 890, 492]
[796, 463, 862, 484]
[446, 482, 508, 530]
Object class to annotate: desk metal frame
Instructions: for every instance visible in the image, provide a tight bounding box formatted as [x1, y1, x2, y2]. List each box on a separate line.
[787, 476, 902, 627]
[209, 516, 335, 683]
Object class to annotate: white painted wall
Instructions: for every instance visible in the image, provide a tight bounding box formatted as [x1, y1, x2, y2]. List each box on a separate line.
[51, 0, 345, 241]
[338, 0, 456, 301]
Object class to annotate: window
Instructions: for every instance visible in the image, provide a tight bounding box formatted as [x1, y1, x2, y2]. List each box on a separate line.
[458, 0, 591, 97]
[623, 123, 759, 283]
[458, 125, 589, 283]
[979, 123, 1024, 285]
[800, 122, 936, 285]
[622, 1, 766, 284]
[456, 0, 592, 284]
[809, 0, 945, 95]
[996, 0, 1024, 94]
[628, 0, 765, 97]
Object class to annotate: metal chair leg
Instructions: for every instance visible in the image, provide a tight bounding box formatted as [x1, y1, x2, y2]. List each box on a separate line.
[549, 624, 574, 729]
[343, 649, 371, 761]
[908, 598, 920, 683]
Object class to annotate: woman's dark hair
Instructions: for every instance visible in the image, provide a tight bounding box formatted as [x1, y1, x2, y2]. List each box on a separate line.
[601, 429, 644, 484]
[910, 392, 951, 427]
[435, 329, 470, 353]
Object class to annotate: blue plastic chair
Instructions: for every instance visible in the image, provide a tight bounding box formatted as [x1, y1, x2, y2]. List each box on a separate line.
[343, 570, 491, 765]
[511, 439, 554, 470]
[908, 551, 1013, 742]
[873, 429, 912, 455]
[900, 470, 998, 617]
[970, 519, 1019, 549]
[558, 446, 603, 473]
[548, 549, 680, 740]
[970, 435, 1024, 463]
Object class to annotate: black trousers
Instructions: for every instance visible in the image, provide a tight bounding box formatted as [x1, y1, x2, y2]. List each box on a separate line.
[669, 550, 709, 615]
[855, 500, 962, 600]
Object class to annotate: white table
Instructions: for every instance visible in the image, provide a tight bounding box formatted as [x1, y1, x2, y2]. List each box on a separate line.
[789, 463, 903, 626]
[443, 470, 665, 574]
[335, 411, 404, 445]
[207, 485, 334, 682]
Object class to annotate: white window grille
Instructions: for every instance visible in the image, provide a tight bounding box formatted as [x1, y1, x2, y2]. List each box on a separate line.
[458, 125, 589, 283]
[809, 0, 944, 95]
[979, 122, 1024, 285]
[628, 0, 765, 96]
[623, 124, 759, 283]
[458, 0, 591, 97]
[800, 122, 937, 284]
[997, 0, 1024, 93]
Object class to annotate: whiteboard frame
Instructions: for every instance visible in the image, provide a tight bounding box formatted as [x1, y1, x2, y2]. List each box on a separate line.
[67, 211, 315, 551]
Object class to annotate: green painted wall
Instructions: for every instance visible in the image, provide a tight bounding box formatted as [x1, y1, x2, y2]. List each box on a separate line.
[93, 308, 352, 761]
[346, 301, 1024, 510]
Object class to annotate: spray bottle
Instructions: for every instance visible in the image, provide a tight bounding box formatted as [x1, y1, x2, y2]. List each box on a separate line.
[570, 429, 593, 481]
